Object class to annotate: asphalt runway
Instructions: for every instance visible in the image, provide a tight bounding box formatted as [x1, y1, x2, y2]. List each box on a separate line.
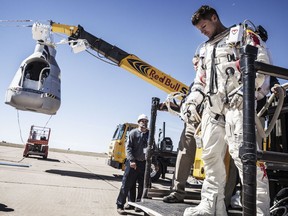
[0, 144, 149, 216]
[0, 144, 243, 216]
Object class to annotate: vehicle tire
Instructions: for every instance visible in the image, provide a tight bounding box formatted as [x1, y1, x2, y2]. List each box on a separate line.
[43, 146, 48, 159]
[150, 160, 162, 183]
[23, 144, 29, 157]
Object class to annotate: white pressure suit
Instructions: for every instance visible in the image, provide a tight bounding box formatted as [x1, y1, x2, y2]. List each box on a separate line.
[183, 23, 271, 216]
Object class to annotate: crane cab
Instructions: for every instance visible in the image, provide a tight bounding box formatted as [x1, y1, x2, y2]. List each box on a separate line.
[107, 123, 138, 170]
[5, 42, 61, 115]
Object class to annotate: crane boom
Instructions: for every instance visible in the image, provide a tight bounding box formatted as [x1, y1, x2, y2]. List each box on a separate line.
[50, 21, 189, 94]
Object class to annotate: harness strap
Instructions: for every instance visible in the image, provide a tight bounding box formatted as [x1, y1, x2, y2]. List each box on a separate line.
[208, 43, 219, 95]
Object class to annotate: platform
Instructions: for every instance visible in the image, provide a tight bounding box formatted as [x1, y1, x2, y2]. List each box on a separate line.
[128, 198, 242, 216]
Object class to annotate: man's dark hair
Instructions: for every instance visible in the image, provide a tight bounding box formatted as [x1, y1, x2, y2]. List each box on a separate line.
[191, 5, 219, 26]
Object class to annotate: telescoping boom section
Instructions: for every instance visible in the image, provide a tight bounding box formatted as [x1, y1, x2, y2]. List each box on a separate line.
[50, 21, 189, 95]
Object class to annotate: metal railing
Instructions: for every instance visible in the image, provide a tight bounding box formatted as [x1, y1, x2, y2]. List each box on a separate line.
[241, 45, 288, 215]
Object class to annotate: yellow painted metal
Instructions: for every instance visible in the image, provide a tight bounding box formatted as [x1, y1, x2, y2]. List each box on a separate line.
[120, 55, 189, 95]
[51, 23, 78, 36]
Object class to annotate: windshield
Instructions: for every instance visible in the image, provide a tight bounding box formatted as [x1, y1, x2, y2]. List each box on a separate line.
[112, 124, 126, 140]
[112, 124, 137, 141]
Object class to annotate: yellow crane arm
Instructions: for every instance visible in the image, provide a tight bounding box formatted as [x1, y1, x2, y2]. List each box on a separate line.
[50, 21, 189, 94]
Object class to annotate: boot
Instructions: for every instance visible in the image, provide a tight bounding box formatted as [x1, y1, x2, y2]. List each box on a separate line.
[183, 199, 227, 216]
[183, 200, 214, 216]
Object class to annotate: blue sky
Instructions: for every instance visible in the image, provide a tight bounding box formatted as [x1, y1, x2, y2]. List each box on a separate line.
[0, 0, 287, 153]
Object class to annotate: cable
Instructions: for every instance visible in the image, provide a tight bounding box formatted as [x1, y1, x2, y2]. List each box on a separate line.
[85, 49, 118, 66]
[0, 19, 50, 24]
[0, 19, 33, 22]
[0, 19, 33, 27]
[0, 24, 33, 27]
[255, 83, 287, 138]
[16, 110, 53, 143]
[243, 19, 257, 31]
[40, 115, 53, 136]
[271, 197, 288, 210]
[53, 33, 118, 68]
[270, 206, 287, 215]
[16, 110, 25, 144]
[15, 110, 27, 161]
[43, 115, 53, 129]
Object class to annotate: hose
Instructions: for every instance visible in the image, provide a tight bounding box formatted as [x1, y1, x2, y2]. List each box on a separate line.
[255, 83, 288, 138]
[270, 196, 288, 215]
[270, 206, 287, 215]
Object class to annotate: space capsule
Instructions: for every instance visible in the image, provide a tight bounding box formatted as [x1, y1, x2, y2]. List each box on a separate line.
[5, 42, 61, 115]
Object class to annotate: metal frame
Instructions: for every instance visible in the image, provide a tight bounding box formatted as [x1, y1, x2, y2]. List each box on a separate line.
[242, 45, 288, 215]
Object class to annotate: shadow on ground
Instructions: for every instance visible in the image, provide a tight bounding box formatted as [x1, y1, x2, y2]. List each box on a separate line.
[38, 158, 61, 162]
[113, 174, 173, 186]
[0, 203, 14, 212]
[45, 169, 122, 182]
[24, 156, 61, 163]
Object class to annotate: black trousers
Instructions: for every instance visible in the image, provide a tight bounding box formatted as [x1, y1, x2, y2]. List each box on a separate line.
[116, 160, 146, 208]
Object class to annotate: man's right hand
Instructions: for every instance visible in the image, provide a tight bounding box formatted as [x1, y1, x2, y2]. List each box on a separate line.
[158, 102, 168, 111]
[271, 84, 287, 97]
[130, 161, 137, 170]
[158, 102, 180, 112]
[181, 102, 201, 124]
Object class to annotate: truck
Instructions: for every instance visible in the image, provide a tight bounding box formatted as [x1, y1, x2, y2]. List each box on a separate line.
[107, 122, 177, 182]
[107, 123, 137, 171]
[23, 125, 51, 159]
[19, 21, 288, 215]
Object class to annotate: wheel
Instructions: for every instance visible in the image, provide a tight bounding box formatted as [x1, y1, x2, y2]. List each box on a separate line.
[23, 144, 29, 157]
[150, 160, 162, 182]
[43, 146, 48, 159]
